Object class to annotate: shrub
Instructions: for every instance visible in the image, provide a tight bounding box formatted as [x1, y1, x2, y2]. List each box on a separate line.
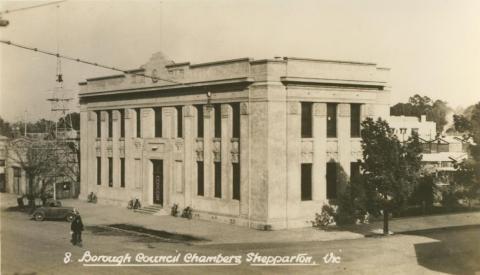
[311, 204, 335, 228]
[333, 175, 369, 226]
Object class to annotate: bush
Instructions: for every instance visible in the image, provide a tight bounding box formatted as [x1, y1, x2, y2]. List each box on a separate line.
[312, 204, 336, 228]
[333, 176, 369, 226]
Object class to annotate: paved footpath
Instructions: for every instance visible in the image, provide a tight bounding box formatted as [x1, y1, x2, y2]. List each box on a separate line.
[2, 193, 480, 245]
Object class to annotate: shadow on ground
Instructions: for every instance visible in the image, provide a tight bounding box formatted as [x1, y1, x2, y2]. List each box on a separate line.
[402, 225, 480, 275]
[86, 223, 209, 245]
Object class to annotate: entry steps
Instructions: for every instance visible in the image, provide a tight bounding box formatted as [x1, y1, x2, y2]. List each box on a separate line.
[134, 204, 169, 216]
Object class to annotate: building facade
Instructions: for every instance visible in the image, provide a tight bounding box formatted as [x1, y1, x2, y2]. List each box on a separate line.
[78, 53, 390, 229]
[388, 115, 437, 142]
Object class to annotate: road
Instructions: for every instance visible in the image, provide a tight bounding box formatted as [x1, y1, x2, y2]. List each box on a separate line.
[1, 204, 479, 275]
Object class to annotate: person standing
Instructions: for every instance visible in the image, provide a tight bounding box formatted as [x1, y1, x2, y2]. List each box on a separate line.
[71, 214, 84, 246]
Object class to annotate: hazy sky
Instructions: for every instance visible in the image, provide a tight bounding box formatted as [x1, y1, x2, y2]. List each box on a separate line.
[1, 0, 479, 122]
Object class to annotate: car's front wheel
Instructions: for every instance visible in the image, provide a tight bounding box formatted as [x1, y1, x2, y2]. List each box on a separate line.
[34, 212, 45, 221]
[66, 214, 75, 222]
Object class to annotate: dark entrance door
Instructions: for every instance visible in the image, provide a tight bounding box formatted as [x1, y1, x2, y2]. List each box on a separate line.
[152, 160, 163, 205]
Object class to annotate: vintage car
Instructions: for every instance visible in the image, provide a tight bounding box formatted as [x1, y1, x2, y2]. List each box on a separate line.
[32, 200, 77, 222]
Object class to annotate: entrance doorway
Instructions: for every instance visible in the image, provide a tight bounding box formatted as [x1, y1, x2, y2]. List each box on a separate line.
[152, 160, 164, 205]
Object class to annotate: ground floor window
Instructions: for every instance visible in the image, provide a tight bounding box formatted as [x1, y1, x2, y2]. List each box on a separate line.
[214, 162, 221, 198]
[326, 162, 337, 199]
[232, 162, 240, 200]
[96, 157, 101, 185]
[197, 161, 204, 196]
[108, 157, 113, 187]
[120, 158, 125, 188]
[301, 163, 312, 201]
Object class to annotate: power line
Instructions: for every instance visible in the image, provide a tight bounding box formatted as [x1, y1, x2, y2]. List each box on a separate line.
[0, 0, 67, 15]
[0, 39, 180, 84]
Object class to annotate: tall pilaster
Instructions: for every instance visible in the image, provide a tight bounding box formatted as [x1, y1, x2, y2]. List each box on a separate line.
[337, 103, 351, 185]
[100, 111, 108, 186]
[124, 109, 136, 189]
[183, 105, 196, 207]
[141, 108, 154, 138]
[203, 105, 214, 198]
[239, 102, 250, 217]
[313, 103, 327, 202]
[112, 110, 120, 188]
[286, 101, 301, 213]
[221, 104, 233, 200]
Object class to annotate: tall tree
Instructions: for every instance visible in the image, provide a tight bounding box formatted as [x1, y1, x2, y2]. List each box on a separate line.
[360, 117, 423, 234]
[390, 94, 451, 132]
[0, 116, 13, 137]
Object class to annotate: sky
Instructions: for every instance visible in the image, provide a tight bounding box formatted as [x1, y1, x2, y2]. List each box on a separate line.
[1, 0, 479, 122]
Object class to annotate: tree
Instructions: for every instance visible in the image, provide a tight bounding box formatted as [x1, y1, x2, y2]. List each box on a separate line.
[453, 102, 480, 203]
[390, 94, 451, 132]
[8, 138, 58, 208]
[0, 116, 13, 137]
[360, 117, 423, 234]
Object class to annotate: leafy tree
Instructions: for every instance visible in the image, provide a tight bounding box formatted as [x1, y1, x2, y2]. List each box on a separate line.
[58, 112, 80, 131]
[0, 116, 13, 137]
[452, 102, 480, 204]
[360, 117, 423, 234]
[390, 94, 451, 132]
[8, 138, 58, 208]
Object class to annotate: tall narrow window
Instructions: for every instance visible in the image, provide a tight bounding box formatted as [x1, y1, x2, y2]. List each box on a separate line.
[120, 109, 125, 138]
[96, 111, 101, 138]
[350, 162, 361, 181]
[135, 108, 141, 138]
[327, 103, 337, 138]
[301, 163, 312, 201]
[301, 102, 313, 138]
[351, 104, 361, 137]
[196, 105, 204, 138]
[197, 161, 204, 196]
[232, 162, 240, 200]
[107, 110, 113, 138]
[176, 106, 183, 138]
[120, 158, 125, 188]
[214, 162, 221, 198]
[214, 104, 221, 138]
[154, 107, 162, 137]
[96, 157, 101, 185]
[232, 103, 240, 138]
[108, 157, 113, 187]
[326, 162, 337, 199]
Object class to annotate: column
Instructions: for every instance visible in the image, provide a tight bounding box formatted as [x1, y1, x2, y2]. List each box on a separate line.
[183, 105, 196, 206]
[162, 107, 175, 139]
[239, 102, 250, 217]
[79, 110, 89, 199]
[124, 109, 136, 189]
[337, 103, 351, 188]
[112, 110, 121, 188]
[221, 104, 233, 200]
[203, 105, 214, 197]
[313, 103, 327, 202]
[141, 108, 155, 138]
[100, 111, 108, 187]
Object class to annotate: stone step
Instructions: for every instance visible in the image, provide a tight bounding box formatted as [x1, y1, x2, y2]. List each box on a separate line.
[134, 205, 168, 216]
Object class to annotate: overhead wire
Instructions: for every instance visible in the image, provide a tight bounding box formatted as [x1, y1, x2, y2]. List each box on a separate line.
[0, 0, 67, 15]
[0, 39, 181, 84]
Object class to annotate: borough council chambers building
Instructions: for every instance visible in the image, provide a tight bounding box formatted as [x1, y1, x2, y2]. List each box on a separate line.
[78, 53, 390, 229]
